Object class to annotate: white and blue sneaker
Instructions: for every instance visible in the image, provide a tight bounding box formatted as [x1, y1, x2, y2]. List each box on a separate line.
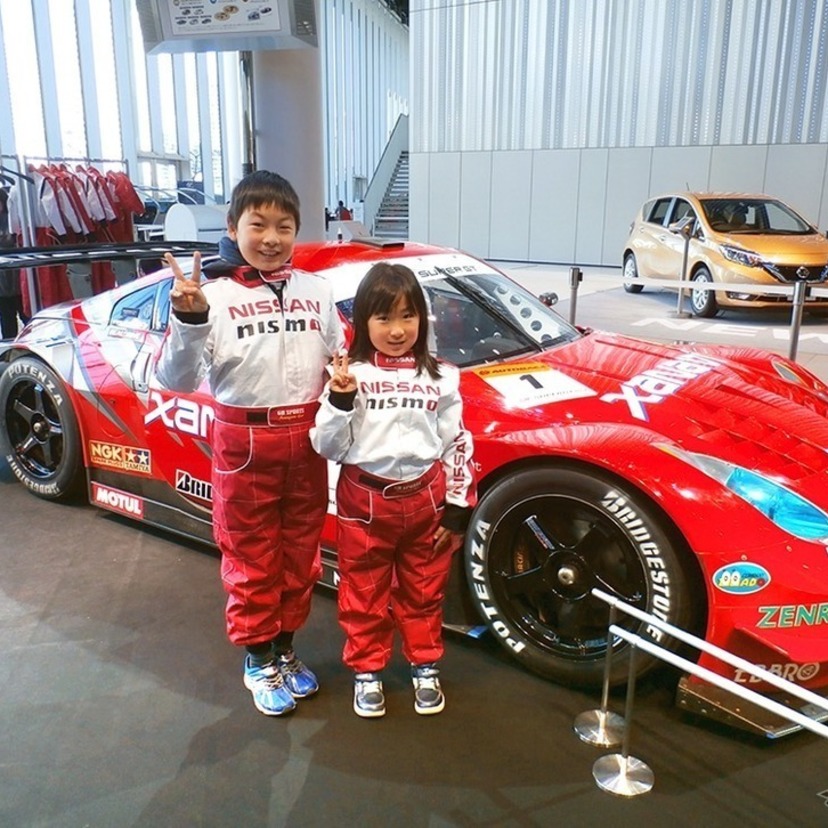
[411, 663, 445, 715]
[243, 655, 297, 716]
[353, 672, 386, 718]
[277, 650, 319, 698]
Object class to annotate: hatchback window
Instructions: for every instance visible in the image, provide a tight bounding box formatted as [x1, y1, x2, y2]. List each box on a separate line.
[646, 198, 672, 225]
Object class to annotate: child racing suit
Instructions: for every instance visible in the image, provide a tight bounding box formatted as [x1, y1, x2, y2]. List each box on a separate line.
[311, 352, 476, 672]
[155, 260, 344, 646]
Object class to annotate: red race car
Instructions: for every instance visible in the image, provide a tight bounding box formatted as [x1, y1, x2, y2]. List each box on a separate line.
[2, 238, 828, 737]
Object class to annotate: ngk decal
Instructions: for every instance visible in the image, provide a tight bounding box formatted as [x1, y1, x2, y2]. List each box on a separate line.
[89, 441, 151, 473]
[176, 470, 213, 502]
[145, 391, 214, 438]
[600, 353, 720, 421]
[733, 662, 819, 684]
[92, 482, 144, 518]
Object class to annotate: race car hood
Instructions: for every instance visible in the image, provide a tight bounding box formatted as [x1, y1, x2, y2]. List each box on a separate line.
[461, 331, 828, 495]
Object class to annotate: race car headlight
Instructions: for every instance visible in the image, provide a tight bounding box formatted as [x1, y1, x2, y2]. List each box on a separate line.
[659, 447, 828, 541]
[720, 245, 764, 268]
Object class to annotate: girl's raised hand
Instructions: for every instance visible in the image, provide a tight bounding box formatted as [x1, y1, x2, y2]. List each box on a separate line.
[166, 251, 208, 314]
[330, 351, 357, 393]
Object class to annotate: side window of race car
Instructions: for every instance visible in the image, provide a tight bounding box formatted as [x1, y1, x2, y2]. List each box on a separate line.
[110, 283, 161, 332]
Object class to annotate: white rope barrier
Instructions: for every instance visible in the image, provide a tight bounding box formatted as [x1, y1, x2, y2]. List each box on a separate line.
[577, 588, 828, 796]
[608, 624, 828, 740]
[622, 276, 828, 297]
[593, 586, 828, 713]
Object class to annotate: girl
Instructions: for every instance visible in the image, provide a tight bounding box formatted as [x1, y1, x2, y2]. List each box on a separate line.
[311, 262, 476, 718]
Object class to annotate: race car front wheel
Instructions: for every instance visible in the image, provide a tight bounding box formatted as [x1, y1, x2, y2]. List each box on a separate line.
[465, 465, 701, 688]
[0, 357, 84, 500]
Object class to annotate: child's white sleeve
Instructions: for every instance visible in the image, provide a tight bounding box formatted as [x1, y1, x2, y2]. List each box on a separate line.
[437, 369, 476, 510]
[310, 385, 356, 462]
[154, 314, 213, 393]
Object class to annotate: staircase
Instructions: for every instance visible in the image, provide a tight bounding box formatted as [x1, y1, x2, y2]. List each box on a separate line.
[372, 152, 409, 239]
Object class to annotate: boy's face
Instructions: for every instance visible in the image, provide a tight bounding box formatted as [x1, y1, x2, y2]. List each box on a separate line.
[228, 202, 297, 272]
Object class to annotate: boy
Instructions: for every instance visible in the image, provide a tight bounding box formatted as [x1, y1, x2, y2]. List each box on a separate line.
[155, 170, 344, 716]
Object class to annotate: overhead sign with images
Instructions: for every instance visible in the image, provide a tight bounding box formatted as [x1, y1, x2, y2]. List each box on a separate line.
[136, 0, 317, 53]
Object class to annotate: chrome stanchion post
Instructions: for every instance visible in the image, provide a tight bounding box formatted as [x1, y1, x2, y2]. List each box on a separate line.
[574, 606, 624, 746]
[592, 640, 654, 797]
[672, 217, 694, 319]
[788, 274, 808, 361]
[568, 266, 582, 324]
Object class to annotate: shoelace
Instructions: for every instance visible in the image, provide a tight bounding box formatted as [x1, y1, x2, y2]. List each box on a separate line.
[278, 656, 305, 676]
[415, 675, 440, 691]
[254, 662, 286, 690]
[358, 678, 383, 696]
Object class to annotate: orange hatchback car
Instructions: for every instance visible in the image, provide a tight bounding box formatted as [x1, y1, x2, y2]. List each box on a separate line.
[622, 192, 828, 317]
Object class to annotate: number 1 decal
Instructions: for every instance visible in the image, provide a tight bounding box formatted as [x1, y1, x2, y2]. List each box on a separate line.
[475, 362, 596, 409]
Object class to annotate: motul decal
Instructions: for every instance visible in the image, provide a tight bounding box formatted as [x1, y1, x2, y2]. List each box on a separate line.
[91, 482, 144, 518]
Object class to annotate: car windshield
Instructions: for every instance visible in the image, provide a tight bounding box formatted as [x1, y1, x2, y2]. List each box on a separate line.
[701, 198, 814, 235]
[335, 260, 580, 367]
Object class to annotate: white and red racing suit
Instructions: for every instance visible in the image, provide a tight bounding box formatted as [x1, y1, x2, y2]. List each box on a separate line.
[311, 352, 476, 672]
[155, 262, 345, 646]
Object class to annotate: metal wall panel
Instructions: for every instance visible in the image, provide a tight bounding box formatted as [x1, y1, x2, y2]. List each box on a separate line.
[411, 0, 828, 153]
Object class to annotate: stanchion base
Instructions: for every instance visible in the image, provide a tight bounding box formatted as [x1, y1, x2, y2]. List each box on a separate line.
[670, 311, 692, 319]
[573, 709, 625, 747]
[593, 754, 654, 797]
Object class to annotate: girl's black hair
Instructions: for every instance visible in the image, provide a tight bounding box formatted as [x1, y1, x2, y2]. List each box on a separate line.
[226, 170, 301, 231]
[349, 262, 441, 380]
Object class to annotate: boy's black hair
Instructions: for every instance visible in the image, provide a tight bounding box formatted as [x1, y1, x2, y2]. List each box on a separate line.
[226, 170, 301, 231]
[349, 262, 441, 380]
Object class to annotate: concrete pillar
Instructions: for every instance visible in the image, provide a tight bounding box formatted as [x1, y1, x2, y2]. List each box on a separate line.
[251, 46, 325, 241]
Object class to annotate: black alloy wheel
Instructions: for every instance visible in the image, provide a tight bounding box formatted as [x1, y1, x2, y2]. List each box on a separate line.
[465, 466, 700, 688]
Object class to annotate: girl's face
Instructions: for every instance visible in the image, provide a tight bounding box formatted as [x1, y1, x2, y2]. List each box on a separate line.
[228, 203, 296, 272]
[367, 296, 420, 357]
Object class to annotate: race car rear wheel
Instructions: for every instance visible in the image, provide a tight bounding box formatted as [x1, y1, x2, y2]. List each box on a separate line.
[465, 465, 700, 688]
[0, 357, 84, 500]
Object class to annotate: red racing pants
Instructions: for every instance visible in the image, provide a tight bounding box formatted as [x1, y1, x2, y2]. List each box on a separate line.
[211, 402, 327, 647]
[335, 462, 451, 672]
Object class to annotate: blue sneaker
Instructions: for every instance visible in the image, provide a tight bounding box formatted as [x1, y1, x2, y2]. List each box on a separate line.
[277, 650, 319, 698]
[243, 655, 297, 716]
[411, 663, 445, 715]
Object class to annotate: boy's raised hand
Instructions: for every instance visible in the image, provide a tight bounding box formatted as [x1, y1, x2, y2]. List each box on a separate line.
[330, 351, 357, 393]
[166, 251, 208, 314]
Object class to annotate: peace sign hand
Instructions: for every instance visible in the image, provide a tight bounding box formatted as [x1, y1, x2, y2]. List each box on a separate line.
[330, 351, 357, 393]
[166, 251, 208, 315]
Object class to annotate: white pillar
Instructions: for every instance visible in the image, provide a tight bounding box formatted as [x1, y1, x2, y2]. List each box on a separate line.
[252, 46, 325, 241]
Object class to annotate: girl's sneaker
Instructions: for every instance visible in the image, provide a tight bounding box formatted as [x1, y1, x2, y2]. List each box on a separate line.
[353, 672, 385, 718]
[411, 663, 445, 715]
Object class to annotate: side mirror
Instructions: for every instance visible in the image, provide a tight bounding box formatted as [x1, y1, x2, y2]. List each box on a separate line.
[669, 216, 695, 237]
[539, 291, 558, 307]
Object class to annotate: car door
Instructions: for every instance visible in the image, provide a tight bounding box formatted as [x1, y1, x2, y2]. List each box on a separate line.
[632, 197, 674, 278]
[649, 197, 698, 281]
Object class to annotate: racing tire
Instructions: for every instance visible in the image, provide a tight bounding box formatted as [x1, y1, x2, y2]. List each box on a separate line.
[690, 267, 718, 318]
[465, 465, 700, 688]
[623, 253, 644, 293]
[0, 357, 85, 501]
